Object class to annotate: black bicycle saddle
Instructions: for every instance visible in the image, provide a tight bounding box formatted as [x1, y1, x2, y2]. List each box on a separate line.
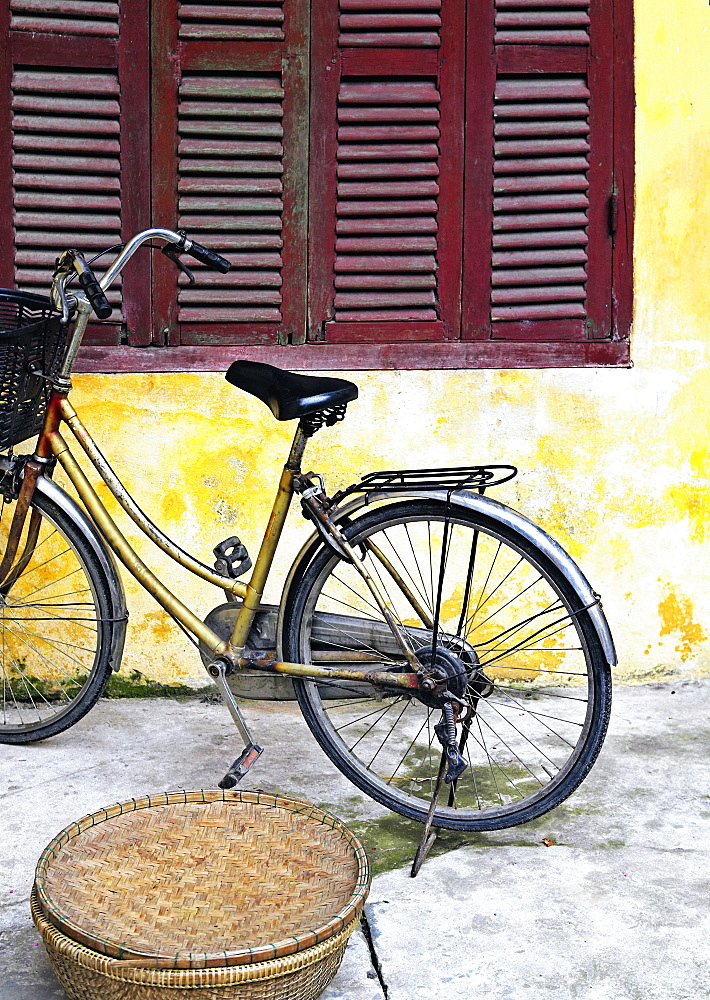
[225, 360, 359, 421]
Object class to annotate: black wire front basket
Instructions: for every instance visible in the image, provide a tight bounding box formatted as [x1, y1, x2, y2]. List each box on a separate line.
[0, 289, 69, 452]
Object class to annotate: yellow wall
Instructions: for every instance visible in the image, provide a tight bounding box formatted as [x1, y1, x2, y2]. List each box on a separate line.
[65, 0, 710, 686]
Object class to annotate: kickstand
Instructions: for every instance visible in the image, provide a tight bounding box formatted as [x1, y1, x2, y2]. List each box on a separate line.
[411, 750, 447, 878]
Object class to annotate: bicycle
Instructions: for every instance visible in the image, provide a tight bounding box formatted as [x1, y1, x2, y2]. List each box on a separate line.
[0, 227, 614, 854]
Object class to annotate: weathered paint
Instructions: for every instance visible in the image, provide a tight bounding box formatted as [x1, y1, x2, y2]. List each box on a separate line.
[57, 0, 710, 685]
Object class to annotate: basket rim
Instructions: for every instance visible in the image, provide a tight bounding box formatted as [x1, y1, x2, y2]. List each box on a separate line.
[31, 888, 357, 988]
[34, 788, 371, 971]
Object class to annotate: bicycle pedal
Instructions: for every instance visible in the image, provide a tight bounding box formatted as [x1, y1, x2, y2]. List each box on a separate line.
[218, 743, 264, 789]
[213, 536, 252, 578]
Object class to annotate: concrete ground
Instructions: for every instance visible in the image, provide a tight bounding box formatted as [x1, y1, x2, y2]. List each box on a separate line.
[1, 679, 708, 999]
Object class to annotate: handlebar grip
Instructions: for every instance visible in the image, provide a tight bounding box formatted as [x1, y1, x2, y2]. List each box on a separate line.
[186, 240, 231, 274]
[76, 269, 112, 320]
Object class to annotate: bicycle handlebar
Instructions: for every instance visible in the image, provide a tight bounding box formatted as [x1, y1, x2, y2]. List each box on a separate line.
[74, 253, 112, 319]
[184, 239, 230, 274]
[50, 228, 231, 324]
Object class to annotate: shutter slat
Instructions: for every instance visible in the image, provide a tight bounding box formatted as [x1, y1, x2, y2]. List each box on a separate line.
[335, 254, 437, 270]
[492, 303, 586, 320]
[13, 114, 120, 135]
[341, 0, 441, 7]
[495, 30, 589, 44]
[493, 228, 588, 247]
[336, 216, 438, 233]
[178, 214, 283, 230]
[492, 285, 585, 303]
[340, 82, 440, 103]
[338, 143, 439, 160]
[338, 199, 438, 215]
[180, 5, 284, 21]
[336, 309, 438, 320]
[13, 71, 119, 94]
[179, 139, 283, 156]
[178, 269, 282, 286]
[339, 161, 439, 178]
[496, 12, 590, 26]
[181, 158, 284, 175]
[335, 291, 436, 306]
[494, 211, 588, 230]
[12, 153, 120, 173]
[494, 156, 589, 174]
[494, 192, 588, 210]
[179, 197, 283, 211]
[338, 125, 440, 140]
[179, 177, 282, 193]
[336, 236, 437, 251]
[179, 25, 285, 39]
[10, 16, 117, 34]
[15, 172, 121, 191]
[492, 266, 587, 285]
[13, 95, 120, 115]
[15, 192, 121, 210]
[339, 106, 439, 122]
[179, 288, 281, 303]
[178, 307, 281, 321]
[493, 247, 588, 266]
[335, 273, 436, 287]
[13, 135, 120, 153]
[180, 121, 284, 137]
[496, 78, 590, 100]
[340, 14, 441, 27]
[495, 172, 588, 191]
[495, 120, 589, 136]
[179, 77, 284, 98]
[495, 138, 589, 155]
[495, 102, 589, 119]
[181, 101, 284, 119]
[338, 180, 439, 196]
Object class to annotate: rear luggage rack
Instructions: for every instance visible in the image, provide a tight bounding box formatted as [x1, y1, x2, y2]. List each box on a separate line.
[331, 465, 517, 504]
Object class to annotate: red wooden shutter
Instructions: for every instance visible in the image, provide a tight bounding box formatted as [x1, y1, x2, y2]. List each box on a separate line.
[308, 0, 465, 344]
[151, 0, 309, 346]
[0, 0, 151, 346]
[463, 0, 616, 346]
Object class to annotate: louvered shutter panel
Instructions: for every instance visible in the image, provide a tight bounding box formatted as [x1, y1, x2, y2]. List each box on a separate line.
[463, 0, 615, 345]
[308, 0, 465, 343]
[0, 1, 151, 346]
[151, 0, 308, 346]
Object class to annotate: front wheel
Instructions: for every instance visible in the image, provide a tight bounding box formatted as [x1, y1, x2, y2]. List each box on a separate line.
[282, 500, 611, 831]
[0, 490, 116, 743]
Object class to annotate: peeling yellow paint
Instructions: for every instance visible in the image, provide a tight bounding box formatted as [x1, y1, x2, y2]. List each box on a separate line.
[658, 587, 707, 662]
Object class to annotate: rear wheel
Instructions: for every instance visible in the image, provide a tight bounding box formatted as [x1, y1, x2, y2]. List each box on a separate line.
[0, 490, 115, 743]
[283, 500, 611, 831]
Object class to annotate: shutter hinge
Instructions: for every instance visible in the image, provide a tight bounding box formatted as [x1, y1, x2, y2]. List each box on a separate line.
[609, 189, 619, 237]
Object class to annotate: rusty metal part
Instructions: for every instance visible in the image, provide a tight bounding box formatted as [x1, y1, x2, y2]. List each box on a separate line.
[237, 653, 420, 691]
[0, 458, 44, 588]
[57, 398, 247, 600]
[47, 428, 230, 658]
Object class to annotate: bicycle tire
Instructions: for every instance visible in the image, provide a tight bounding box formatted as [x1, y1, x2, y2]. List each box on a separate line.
[0, 490, 115, 743]
[282, 499, 611, 831]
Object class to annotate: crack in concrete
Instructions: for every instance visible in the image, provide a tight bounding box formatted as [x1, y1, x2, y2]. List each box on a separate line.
[360, 912, 389, 999]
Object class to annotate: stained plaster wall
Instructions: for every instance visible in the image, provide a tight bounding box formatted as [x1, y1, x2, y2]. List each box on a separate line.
[64, 0, 710, 685]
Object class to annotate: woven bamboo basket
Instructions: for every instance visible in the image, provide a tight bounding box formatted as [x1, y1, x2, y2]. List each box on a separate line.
[32, 789, 370, 1000]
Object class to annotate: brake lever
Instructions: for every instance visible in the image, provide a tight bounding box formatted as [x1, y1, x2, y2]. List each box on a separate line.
[161, 243, 195, 284]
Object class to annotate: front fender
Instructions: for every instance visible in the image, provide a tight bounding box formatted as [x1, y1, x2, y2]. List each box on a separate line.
[36, 476, 128, 671]
[277, 489, 616, 667]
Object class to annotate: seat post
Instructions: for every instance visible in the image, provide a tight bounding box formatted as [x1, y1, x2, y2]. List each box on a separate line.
[228, 420, 309, 652]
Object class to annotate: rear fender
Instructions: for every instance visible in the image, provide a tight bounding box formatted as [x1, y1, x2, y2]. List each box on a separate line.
[277, 489, 616, 667]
